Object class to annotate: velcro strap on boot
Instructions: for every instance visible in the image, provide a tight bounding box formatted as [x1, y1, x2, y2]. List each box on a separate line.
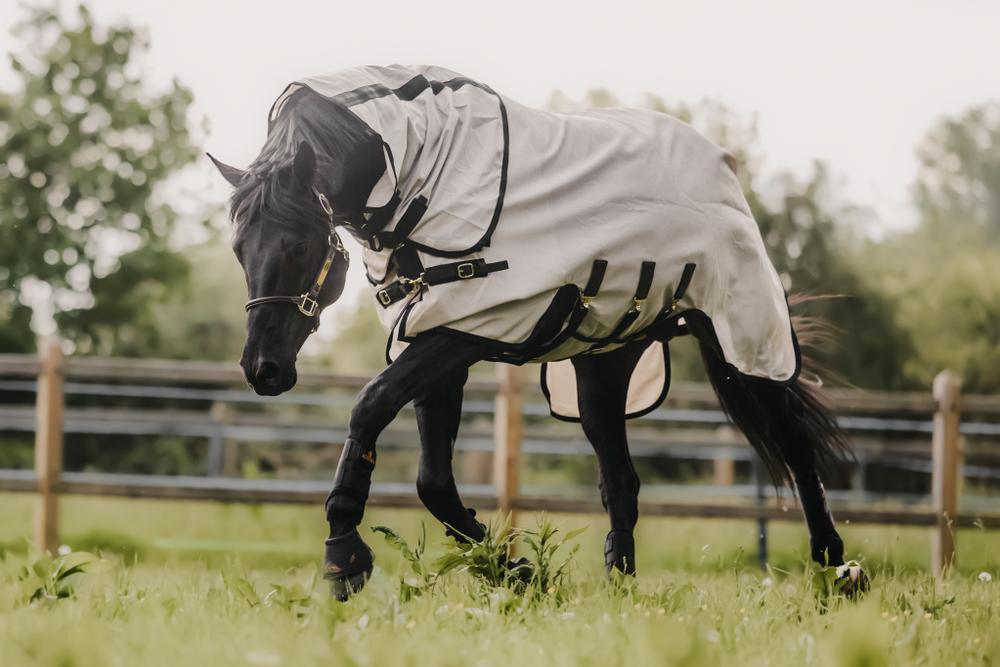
[327, 439, 376, 509]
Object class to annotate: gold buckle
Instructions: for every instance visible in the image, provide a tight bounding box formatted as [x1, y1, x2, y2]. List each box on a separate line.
[456, 262, 475, 279]
[632, 297, 646, 313]
[400, 275, 426, 293]
[377, 289, 392, 306]
[298, 295, 319, 317]
[581, 295, 592, 309]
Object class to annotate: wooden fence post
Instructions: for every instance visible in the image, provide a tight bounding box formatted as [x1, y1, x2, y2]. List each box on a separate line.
[713, 426, 736, 486]
[34, 337, 65, 552]
[931, 370, 961, 578]
[493, 363, 524, 525]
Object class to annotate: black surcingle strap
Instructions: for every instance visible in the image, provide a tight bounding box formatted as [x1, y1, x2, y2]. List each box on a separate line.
[580, 259, 608, 309]
[670, 262, 697, 312]
[601, 260, 656, 343]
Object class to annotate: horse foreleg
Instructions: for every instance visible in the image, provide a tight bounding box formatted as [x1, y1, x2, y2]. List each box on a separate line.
[572, 341, 649, 575]
[414, 366, 486, 542]
[324, 333, 485, 599]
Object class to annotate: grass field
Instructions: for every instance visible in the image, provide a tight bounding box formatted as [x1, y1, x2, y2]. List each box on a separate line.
[1, 493, 998, 666]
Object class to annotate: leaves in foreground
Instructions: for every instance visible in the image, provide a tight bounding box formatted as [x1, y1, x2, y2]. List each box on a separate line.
[18, 548, 111, 603]
[373, 515, 585, 605]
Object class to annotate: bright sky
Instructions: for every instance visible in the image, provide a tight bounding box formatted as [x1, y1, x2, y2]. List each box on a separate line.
[3, 0, 999, 336]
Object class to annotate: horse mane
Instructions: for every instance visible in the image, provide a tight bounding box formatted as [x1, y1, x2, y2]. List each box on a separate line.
[229, 86, 383, 232]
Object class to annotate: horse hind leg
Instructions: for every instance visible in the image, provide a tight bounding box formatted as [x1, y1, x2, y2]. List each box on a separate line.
[571, 341, 650, 575]
[695, 332, 856, 570]
[414, 366, 486, 542]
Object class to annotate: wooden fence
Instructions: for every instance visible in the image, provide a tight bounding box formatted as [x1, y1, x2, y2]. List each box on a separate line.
[2, 338, 1000, 578]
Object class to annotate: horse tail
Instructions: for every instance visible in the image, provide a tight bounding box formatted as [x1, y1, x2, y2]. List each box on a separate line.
[694, 300, 850, 487]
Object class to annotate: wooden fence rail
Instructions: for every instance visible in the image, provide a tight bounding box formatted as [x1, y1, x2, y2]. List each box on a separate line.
[2, 340, 1000, 578]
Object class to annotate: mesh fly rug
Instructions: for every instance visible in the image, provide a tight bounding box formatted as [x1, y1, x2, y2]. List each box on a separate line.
[270, 65, 798, 420]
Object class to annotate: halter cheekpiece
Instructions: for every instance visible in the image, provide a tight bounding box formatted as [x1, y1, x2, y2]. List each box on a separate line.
[243, 188, 349, 322]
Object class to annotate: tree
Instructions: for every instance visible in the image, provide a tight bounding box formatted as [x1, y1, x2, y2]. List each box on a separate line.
[857, 102, 1000, 392]
[0, 4, 203, 354]
[914, 103, 1000, 240]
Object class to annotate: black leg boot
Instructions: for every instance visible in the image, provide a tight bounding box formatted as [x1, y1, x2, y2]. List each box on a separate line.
[325, 439, 377, 600]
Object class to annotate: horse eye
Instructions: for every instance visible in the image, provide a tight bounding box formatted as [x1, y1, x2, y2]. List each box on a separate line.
[291, 241, 309, 257]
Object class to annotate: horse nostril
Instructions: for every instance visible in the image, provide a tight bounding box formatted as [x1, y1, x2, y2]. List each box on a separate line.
[256, 360, 281, 387]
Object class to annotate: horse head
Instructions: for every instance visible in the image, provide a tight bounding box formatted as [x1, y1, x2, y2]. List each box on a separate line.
[209, 140, 353, 395]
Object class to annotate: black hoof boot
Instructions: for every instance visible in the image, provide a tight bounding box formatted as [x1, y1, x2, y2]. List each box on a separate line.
[605, 530, 636, 575]
[324, 529, 374, 601]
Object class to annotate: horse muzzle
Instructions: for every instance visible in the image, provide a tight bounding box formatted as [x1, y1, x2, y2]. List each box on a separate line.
[243, 356, 297, 396]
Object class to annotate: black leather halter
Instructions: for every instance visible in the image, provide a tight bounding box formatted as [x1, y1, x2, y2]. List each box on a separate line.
[244, 189, 350, 322]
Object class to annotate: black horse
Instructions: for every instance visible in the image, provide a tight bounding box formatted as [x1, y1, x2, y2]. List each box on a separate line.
[210, 79, 855, 600]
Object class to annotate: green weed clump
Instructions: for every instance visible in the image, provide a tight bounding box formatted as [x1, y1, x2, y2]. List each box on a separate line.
[15, 548, 110, 604]
[373, 515, 583, 606]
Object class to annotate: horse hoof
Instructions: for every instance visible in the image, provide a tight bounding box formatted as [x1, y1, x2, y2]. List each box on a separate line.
[834, 561, 869, 599]
[328, 568, 372, 601]
[604, 530, 636, 576]
[324, 529, 375, 601]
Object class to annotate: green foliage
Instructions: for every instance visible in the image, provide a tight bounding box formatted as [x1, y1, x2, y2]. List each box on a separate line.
[1, 499, 998, 664]
[432, 516, 527, 591]
[914, 103, 1000, 239]
[857, 231, 1000, 391]
[371, 524, 435, 601]
[221, 569, 261, 607]
[374, 516, 584, 605]
[16, 548, 109, 604]
[0, 4, 203, 355]
[855, 102, 1000, 392]
[2, 535, 1000, 666]
[520, 518, 584, 599]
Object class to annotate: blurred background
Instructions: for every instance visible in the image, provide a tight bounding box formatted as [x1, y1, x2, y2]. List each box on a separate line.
[0, 1, 998, 571]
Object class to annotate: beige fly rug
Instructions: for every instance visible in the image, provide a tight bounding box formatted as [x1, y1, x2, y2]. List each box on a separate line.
[270, 65, 797, 420]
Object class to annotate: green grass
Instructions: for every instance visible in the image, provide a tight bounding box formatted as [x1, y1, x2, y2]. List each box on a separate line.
[1, 493, 998, 666]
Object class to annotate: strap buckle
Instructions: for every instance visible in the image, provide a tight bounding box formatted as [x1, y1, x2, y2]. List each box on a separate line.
[456, 262, 475, 279]
[632, 297, 646, 313]
[298, 295, 319, 317]
[315, 189, 334, 219]
[377, 289, 392, 306]
[400, 275, 426, 293]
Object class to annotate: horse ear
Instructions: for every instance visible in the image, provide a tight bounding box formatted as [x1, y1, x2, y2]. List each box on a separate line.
[207, 153, 246, 187]
[293, 141, 317, 187]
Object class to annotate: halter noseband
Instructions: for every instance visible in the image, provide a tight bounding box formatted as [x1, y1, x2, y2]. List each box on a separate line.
[243, 189, 349, 321]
